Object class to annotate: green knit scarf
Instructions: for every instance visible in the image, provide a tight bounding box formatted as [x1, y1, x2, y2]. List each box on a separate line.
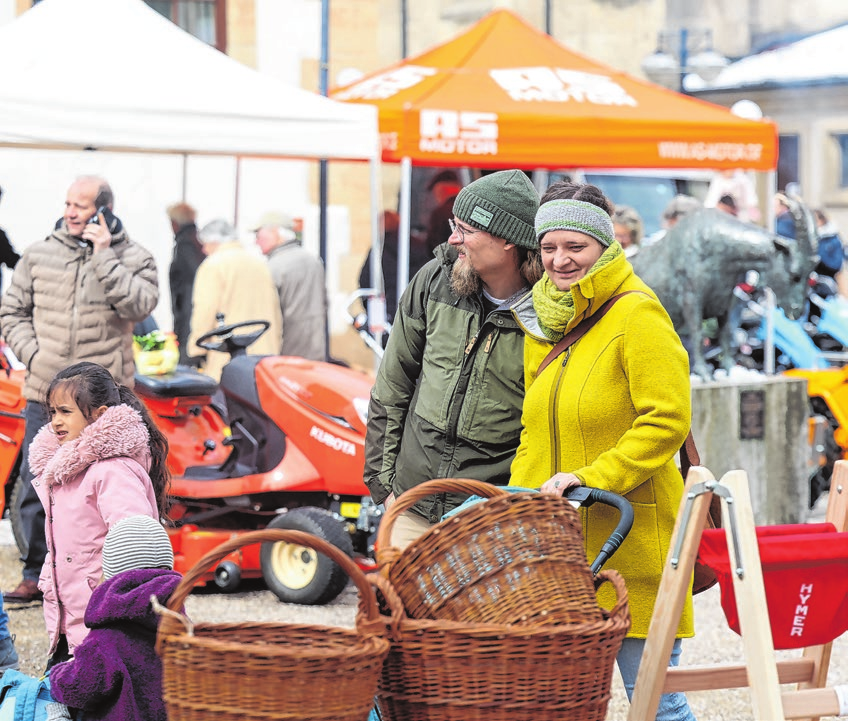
[532, 242, 623, 341]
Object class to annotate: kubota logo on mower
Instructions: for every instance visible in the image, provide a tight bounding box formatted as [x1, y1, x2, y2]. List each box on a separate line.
[490, 67, 637, 106]
[309, 426, 356, 456]
[419, 110, 498, 156]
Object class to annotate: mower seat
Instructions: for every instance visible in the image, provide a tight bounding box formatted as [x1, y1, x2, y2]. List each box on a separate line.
[134, 367, 219, 398]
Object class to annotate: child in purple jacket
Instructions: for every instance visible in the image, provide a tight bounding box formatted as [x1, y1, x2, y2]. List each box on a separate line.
[48, 515, 180, 721]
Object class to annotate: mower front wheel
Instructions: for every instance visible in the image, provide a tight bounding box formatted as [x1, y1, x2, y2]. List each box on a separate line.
[260, 507, 354, 605]
[214, 560, 242, 592]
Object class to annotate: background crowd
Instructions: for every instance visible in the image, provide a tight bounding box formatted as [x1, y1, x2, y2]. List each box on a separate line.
[0, 166, 843, 721]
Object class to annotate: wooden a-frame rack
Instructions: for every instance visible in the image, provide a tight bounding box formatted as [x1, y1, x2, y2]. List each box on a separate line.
[629, 462, 848, 721]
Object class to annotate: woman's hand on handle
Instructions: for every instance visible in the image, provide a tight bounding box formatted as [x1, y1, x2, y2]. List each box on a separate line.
[541, 473, 581, 497]
[541, 473, 581, 496]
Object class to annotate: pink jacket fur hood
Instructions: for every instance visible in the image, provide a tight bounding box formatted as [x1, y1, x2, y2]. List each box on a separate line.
[29, 404, 160, 654]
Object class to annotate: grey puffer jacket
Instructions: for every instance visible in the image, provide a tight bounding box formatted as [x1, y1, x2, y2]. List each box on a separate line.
[0, 224, 158, 402]
[364, 243, 528, 522]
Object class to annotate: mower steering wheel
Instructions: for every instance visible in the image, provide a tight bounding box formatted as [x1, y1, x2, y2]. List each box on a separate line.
[195, 320, 271, 355]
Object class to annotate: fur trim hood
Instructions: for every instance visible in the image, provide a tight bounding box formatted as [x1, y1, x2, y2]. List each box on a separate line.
[28, 404, 150, 486]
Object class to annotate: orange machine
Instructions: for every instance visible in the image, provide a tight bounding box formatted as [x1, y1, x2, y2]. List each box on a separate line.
[2, 323, 379, 606]
[0, 351, 25, 518]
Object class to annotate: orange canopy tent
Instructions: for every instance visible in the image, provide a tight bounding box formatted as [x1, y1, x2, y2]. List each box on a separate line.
[332, 8, 778, 172]
[332, 8, 778, 318]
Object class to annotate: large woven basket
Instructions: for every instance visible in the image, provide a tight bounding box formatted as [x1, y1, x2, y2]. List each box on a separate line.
[371, 571, 630, 721]
[377, 478, 602, 626]
[155, 529, 390, 721]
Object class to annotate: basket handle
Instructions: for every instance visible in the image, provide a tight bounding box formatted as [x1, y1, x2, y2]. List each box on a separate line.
[376, 477, 511, 567]
[161, 529, 383, 632]
[366, 573, 408, 641]
[594, 569, 630, 621]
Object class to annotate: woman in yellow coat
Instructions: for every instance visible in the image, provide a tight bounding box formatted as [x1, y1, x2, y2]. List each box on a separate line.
[511, 185, 696, 721]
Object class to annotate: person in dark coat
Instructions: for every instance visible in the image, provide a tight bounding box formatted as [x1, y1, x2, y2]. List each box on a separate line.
[423, 170, 464, 254]
[774, 193, 797, 240]
[0, 185, 21, 295]
[49, 515, 180, 721]
[813, 207, 845, 279]
[166, 202, 205, 364]
[358, 210, 432, 325]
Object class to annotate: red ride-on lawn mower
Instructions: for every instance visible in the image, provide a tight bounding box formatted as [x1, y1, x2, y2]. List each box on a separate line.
[0, 352, 26, 520]
[1, 321, 380, 606]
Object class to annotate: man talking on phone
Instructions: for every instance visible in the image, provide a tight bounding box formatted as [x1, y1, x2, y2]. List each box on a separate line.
[0, 175, 158, 605]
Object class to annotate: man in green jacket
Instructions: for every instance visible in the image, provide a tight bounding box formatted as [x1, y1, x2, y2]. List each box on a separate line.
[364, 170, 542, 548]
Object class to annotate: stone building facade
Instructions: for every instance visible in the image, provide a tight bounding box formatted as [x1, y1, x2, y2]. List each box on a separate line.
[9, 0, 848, 362]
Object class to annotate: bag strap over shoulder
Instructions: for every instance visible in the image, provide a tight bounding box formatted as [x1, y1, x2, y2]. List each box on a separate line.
[20, 674, 51, 721]
[536, 290, 644, 377]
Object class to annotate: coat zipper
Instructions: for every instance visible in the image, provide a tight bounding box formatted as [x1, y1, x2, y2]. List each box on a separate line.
[70, 250, 86, 354]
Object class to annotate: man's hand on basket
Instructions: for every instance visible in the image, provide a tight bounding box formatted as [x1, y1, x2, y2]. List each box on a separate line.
[541, 473, 581, 497]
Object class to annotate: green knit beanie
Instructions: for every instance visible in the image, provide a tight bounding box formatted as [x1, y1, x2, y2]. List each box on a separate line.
[452, 170, 540, 249]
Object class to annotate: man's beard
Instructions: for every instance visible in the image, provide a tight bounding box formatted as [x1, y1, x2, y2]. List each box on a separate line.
[450, 257, 482, 297]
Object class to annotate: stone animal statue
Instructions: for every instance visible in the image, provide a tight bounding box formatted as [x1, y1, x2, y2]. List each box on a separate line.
[631, 198, 816, 379]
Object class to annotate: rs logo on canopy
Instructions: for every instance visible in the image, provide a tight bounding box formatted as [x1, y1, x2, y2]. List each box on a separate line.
[419, 110, 499, 156]
[334, 65, 436, 100]
[491, 67, 637, 106]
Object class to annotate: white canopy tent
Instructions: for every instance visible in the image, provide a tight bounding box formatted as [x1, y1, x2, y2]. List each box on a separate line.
[0, 0, 378, 160]
[0, 0, 382, 338]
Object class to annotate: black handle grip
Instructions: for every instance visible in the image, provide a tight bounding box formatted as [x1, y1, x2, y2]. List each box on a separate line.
[565, 486, 635, 575]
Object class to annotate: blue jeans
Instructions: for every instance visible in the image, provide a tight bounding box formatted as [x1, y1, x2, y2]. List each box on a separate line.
[0, 596, 9, 639]
[617, 637, 697, 721]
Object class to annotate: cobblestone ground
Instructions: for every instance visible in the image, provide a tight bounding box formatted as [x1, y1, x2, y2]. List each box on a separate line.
[1, 513, 845, 720]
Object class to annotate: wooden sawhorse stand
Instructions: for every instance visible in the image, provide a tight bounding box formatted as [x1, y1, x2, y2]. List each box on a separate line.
[628, 462, 848, 721]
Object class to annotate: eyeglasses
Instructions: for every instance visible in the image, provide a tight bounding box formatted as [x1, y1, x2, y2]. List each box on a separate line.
[448, 218, 477, 242]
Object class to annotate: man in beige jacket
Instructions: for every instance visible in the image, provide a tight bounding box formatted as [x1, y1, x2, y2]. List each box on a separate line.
[0, 174, 158, 605]
[186, 219, 282, 381]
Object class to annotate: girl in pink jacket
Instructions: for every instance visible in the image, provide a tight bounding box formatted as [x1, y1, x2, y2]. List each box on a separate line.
[27, 361, 170, 670]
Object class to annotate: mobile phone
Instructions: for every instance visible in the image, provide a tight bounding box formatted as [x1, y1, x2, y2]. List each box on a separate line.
[87, 206, 107, 225]
[87, 206, 116, 229]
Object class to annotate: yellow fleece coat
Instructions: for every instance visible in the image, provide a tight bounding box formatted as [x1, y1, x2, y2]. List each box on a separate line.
[511, 250, 694, 638]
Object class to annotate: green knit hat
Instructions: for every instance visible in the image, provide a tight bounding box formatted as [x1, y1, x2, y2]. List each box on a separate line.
[452, 170, 540, 249]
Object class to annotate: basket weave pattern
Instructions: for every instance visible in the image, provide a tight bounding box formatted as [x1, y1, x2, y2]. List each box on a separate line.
[371, 478, 631, 720]
[378, 479, 602, 626]
[372, 570, 630, 721]
[156, 529, 389, 721]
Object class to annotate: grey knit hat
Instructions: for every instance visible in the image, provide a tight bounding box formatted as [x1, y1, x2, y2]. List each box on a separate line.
[452, 170, 540, 249]
[535, 199, 616, 247]
[102, 515, 174, 580]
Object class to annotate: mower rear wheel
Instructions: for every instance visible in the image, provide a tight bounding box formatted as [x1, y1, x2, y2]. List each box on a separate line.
[9, 475, 28, 556]
[260, 507, 353, 605]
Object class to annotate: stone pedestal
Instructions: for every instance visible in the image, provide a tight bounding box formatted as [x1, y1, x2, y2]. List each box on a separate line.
[690, 376, 809, 525]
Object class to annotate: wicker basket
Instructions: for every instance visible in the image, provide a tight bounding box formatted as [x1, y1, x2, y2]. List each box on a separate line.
[371, 571, 630, 721]
[155, 529, 390, 721]
[377, 478, 602, 626]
